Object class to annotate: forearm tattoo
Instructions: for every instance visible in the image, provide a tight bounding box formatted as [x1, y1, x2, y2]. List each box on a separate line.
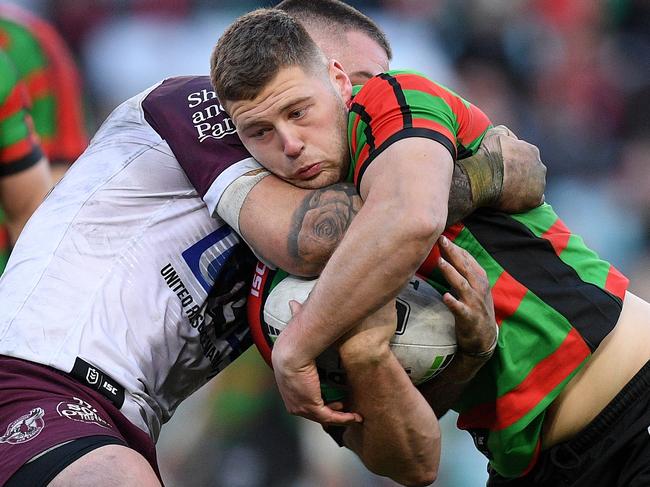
[447, 163, 475, 226]
[286, 165, 474, 272]
[288, 183, 362, 271]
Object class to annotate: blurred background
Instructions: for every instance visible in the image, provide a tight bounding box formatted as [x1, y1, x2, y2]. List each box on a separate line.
[4, 0, 649, 485]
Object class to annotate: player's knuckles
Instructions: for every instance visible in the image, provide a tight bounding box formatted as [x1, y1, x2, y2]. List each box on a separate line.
[439, 260, 461, 281]
[458, 279, 471, 292]
[475, 274, 489, 293]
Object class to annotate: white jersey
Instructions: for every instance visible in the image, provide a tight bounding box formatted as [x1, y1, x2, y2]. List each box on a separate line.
[0, 76, 262, 440]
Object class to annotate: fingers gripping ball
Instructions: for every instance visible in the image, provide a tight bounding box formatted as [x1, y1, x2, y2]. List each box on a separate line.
[248, 262, 457, 401]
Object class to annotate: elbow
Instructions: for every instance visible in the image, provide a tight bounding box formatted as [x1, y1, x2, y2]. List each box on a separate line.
[391, 462, 438, 487]
[400, 469, 438, 487]
[373, 435, 441, 486]
[393, 205, 444, 253]
[400, 424, 441, 486]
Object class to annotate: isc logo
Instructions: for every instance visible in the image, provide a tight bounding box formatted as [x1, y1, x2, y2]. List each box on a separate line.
[182, 226, 240, 293]
[250, 261, 267, 298]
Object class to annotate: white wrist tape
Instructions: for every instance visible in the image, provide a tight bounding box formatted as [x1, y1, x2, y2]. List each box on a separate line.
[216, 168, 271, 236]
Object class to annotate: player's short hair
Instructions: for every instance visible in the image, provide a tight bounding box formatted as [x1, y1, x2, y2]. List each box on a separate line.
[276, 0, 392, 61]
[211, 8, 326, 104]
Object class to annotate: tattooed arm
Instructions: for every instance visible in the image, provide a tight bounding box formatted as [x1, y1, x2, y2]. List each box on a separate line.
[236, 126, 545, 276]
[239, 165, 469, 276]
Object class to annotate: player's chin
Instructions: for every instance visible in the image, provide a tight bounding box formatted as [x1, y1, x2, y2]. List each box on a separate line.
[290, 172, 338, 189]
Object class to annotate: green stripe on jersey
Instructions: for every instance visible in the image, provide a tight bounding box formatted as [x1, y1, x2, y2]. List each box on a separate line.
[0, 19, 47, 77]
[0, 49, 17, 102]
[401, 89, 459, 133]
[487, 357, 587, 478]
[30, 92, 56, 138]
[0, 111, 30, 146]
[423, 228, 577, 409]
[455, 292, 575, 411]
[347, 116, 370, 174]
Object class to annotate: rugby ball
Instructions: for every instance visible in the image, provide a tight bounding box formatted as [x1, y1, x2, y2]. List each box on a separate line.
[261, 274, 457, 389]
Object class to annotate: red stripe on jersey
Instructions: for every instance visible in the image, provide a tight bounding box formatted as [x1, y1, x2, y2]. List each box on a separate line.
[247, 262, 273, 367]
[443, 223, 465, 241]
[351, 76, 405, 142]
[0, 85, 25, 119]
[393, 73, 462, 113]
[386, 72, 491, 149]
[0, 31, 9, 49]
[542, 218, 571, 256]
[458, 328, 590, 431]
[491, 271, 528, 325]
[458, 103, 491, 146]
[418, 244, 441, 276]
[373, 115, 409, 149]
[40, 138, 54, 155]
[415, 224, 464, 276]
[47, 53, 87, 160]
[0, 226, 8, 248]
[605, 265, 629, 301]
[24, 69, 49, 99]
[395, 72, 491, 147]
[412, 118, 456, 153]
[1, 137, 33, 163]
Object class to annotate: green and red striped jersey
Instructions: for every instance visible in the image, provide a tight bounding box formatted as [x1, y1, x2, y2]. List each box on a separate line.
[0, 48, 43, 273]
[0, 49, 41, 176]
[347, 69, 629, 477]
[0, 3, 87, 164]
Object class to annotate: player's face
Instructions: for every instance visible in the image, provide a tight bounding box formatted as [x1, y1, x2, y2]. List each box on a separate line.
[311, 29, 390, 86]
[228, 62, 352, 189]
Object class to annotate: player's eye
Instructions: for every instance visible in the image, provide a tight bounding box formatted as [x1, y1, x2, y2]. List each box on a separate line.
[252, 127, 271, 139]
[288, 107, 307, 120]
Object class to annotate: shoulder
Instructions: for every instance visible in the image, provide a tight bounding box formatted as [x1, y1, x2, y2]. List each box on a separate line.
[354, 70, 463, 110]
[0, 6, 47, 69]
[141, 75, 252, 200]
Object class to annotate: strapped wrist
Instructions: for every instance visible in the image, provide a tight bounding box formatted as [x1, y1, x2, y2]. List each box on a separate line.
[458, 146, 504, 209]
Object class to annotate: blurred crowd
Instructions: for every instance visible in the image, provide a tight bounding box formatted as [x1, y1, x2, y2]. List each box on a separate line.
[4, 0, 650, 485]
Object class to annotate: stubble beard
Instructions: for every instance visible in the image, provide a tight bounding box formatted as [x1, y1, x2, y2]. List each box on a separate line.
[334, 95, 351, 184]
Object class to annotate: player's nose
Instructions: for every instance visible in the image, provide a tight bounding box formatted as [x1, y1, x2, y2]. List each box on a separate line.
[280, 130, 304, 158]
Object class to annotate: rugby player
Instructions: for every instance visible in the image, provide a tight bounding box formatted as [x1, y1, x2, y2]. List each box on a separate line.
[212, 7, 650, 485]
[0, 4, 88, 168]
[0, 3, 88, 272]
[0, 48, 51, 272]
[0, 2, 544, 486]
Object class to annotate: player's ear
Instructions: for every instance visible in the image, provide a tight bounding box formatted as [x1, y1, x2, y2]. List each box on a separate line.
[328, 60, 352, 102]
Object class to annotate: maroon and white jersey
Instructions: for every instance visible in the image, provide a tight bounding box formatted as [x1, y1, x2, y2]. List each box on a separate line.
[0, 76, 259, 440]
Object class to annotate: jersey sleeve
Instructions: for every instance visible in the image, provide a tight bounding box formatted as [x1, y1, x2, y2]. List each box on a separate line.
[0, 49, 43, 178]
[142, 76, 261, 216]
[348, 69, 491, 190]
[0, 4, 88, 164]
[32, 18, 88, 164]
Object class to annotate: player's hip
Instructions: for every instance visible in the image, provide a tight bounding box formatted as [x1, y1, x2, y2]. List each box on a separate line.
[491, 356, 650, 486]
[542, 291, 650, 447]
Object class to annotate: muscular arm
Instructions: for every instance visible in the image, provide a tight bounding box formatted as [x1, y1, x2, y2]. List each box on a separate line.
[238, 126, 544, 276]
[269, 138, 452, 424]
[337, 301, 440, 486]
[332, 237, 495, 483]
